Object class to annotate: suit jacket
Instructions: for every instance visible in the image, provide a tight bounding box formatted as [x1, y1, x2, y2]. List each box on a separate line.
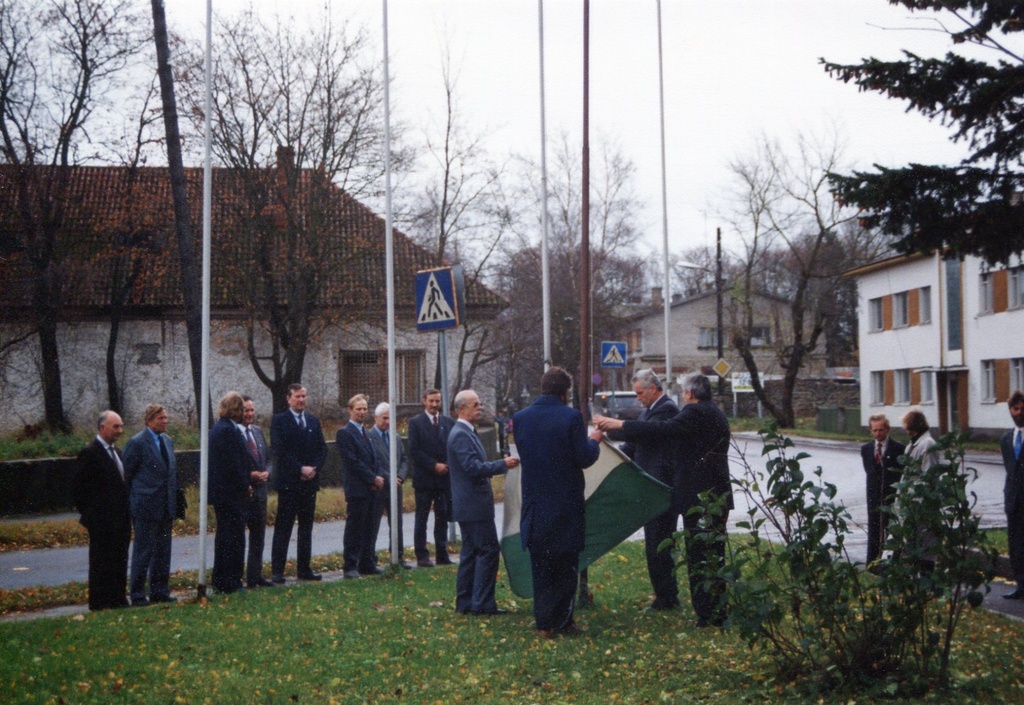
[123, 428, 178, 520]
[860, 437, 905, 505]
[370, 426, 409, 496]
[336, 421, 381, 500]
[73, 438, 131, 533]
[619, 399, 733, 512]
[246, 424, 271, 502]
[270, 410, 327, 493]
[615, 394, 679, 486]
[1001, 427, 1024, 514]
[408, 412, 454, 491]
[209, 418, 257, 507]
[513, 395, 601, 553]
[447, 421, 507, 523]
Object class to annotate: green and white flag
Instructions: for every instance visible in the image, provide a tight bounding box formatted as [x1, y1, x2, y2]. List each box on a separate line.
[500, 440, 672, 599]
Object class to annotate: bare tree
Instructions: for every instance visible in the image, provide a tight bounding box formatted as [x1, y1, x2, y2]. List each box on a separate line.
[725, 130, 884, 426]
[405, 46, 511, 395]
[178, 9, 393, 412]
[494, 134, 649, 401]
[0, 0, 147, 431]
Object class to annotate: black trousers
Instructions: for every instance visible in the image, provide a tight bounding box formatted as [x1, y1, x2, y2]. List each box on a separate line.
[866, 469, 894, 564]
[212, 501, 246, 591]
[245, 492, 268, 585]
[530, 550, 579, 631]
[414, 485, 450, 559]
[644, 509, 681, 607]
[271, 486, 317, 576]
[86, 520, 131, 610]
[343, 494, 381, 572]
[682, 505, 729, 625]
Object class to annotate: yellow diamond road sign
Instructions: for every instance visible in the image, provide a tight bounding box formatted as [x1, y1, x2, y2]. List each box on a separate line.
[712, 358, 731, 378]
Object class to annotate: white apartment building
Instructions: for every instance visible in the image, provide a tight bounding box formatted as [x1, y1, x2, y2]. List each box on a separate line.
[848, 252, 1024, 437]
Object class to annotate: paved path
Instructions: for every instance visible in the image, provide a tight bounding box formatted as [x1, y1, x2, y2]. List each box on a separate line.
[3, 433, 1023, 622]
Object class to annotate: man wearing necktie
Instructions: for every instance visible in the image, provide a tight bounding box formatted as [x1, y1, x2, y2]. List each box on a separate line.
[270, 384, 327, 583]
[336, 394, 385, 578]
[603, 369, 681, 611]
[859, 414, 905, 566]
[73, 410, 131, 610]
[123, 404, 179, 606]
[408, 388, 455, 567]
[370, 402, 411, 567]
[208, 392, 258, 594]
[447, 389, 520, 615]
[242, 396, 273, 587]
[1001, 391, 1024, 599]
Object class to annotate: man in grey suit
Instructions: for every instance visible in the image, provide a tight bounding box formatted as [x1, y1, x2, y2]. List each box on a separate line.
[243, 396, 273, 588]
[1002, 390, 1024, 600]
[370, 402, 411, 566]
[123, 403, 178, 606]
[448, 389, 519, 615]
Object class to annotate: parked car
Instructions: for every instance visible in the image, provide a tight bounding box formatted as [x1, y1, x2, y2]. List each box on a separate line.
[593, 391, 643, 420]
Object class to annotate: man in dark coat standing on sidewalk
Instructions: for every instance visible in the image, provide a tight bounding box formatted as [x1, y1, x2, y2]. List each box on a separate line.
[860, 413, 905, 565]
[514, 367, 602, 637]
[1001, 390, 1024, 599]
[73, 410, 131, 610]
[408, 388, 455, 567]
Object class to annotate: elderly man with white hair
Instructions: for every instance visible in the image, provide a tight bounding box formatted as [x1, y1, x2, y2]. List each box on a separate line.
[369, 401, 412, 567]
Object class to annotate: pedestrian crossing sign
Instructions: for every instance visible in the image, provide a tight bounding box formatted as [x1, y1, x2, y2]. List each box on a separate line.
[415, 266, 464, 331]
[600, 341, 627, 368]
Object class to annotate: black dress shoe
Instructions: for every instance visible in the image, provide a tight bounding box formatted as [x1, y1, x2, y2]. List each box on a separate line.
[558, 622, 585, 636]
[436, 555, 455, 565]
[343, 569, 361, 579]
[248, 578, 275, 588]
[131, 597, 149, 607]
[271, 574, 286, 584]
[297, 572, 322, 581]
[416, 558, 435, 568]
[644, 600, 680, 612]
[1004, 587, 1024, 600]
[475, 608, 509, 615]
[359, 567, 385, 576]
[150, 594, 177, 604]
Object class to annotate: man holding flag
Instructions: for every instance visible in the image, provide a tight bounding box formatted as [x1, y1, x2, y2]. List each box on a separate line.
[513, 367, 603, 637]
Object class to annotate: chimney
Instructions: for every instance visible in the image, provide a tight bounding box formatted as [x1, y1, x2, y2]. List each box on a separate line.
[651, 286, 663, 308]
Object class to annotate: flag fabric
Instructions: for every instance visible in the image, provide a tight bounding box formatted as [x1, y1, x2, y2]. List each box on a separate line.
[500, 440, 672, 599]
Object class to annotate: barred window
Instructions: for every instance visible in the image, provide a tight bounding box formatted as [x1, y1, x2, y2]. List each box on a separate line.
[339, 350, 424, 407]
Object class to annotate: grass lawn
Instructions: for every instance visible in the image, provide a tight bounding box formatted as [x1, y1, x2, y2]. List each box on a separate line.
[1, 541, 1023, 704]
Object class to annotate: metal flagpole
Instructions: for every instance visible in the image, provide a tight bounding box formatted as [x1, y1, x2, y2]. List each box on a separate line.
[538, 0, 552, 370]
[656, 0, 672, 394]
[381, 0, 400, 565]
[197, 0, 214, 597]
[578, 0, 593, 608]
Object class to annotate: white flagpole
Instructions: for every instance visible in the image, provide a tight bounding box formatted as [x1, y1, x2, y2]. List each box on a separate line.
[197, 0, 214, 595]
[538, 0, 551, 371]
[656, 0, 672, 392]
[382, 0, 400, 565]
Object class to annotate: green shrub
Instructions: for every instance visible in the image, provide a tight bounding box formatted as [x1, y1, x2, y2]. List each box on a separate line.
[690, 423, 995, 697]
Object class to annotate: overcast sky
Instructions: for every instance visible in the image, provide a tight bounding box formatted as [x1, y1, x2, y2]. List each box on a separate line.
[169, 0, 972, 257]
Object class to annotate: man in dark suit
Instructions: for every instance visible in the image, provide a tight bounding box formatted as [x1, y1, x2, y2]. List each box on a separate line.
[73, 410, 131, 610]
[514, 367, 602, 637]
[208, 392, 257, 594]
[408, 388, 455, 567]
[448, 389, 520, 615]
[370, 401, 411, 566]
[605, 369, 682, 611]
[336, 394, 385, 579]
[1001, 390, 1024, 599]
[242, 396, 273, 588]
[860, 413, 905, 565]
[123, 403, 178, 606]
[270, 383, 327, 583]
[597, 372, 733, 627]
